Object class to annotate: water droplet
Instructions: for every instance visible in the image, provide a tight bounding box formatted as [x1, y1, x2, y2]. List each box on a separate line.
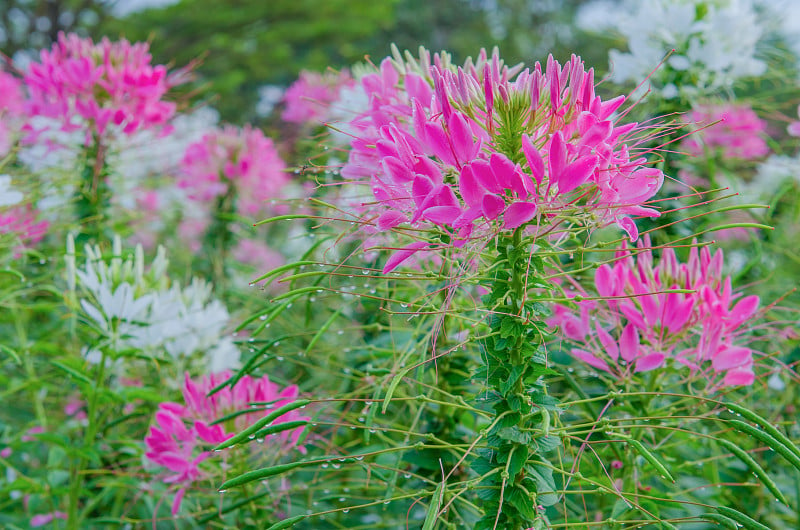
[219, 489, 227, 493]
[342, 508, 350, 514]
[355, 456, 364, 460]
[321, 463, 329, 469]
[259, 315, 267, 321]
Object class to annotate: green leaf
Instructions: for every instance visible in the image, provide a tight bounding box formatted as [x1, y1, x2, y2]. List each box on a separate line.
[214, 400, 311, 450]
[536, 435, 561, 454]
[729, 419, 800, 472]
[715, 507, 770, 530]
[508, 446, 529, 477]
[626, 438, 675, 483]
[498, 426, 532, 445]
[717, 438, 788, 505]
[506, 486, 537, 520]
[265, 515, 309, 530]
[527, 464, 559, 506]
[219, 462, 307, 490]
[422, 481, 444, 530]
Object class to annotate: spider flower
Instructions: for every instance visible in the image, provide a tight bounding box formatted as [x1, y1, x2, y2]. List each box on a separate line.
[339, 48, 664, 272]
[684, 104, 769, 160]
[179, 124, 288, 216]
[144, 371, 308, 514]
[551, 238, 760, 388]
[0, 205, 48, 256]
[282, 69, 354, 125]
[23, 32, 187, 139]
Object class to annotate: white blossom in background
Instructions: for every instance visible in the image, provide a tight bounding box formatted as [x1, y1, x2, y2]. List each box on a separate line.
[68, 235, 240, 371]
[755, 0, 800, 76]
[0, 175, 23, 207]
[255, 84, 285, 117]
[577, 0, 767, 99]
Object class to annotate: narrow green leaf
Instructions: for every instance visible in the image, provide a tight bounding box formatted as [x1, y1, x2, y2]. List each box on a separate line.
[717, 438, 788, 505]
[626, 438, 675, 483]
[715, 507, 770, 530]
[724, 402, 800, 461]
[219, 462, 306, 490]
[265, 515, 309, 530]
[254, 214, 316, 226]
[50, 360, 93, 385]
[253, 420, 308, 440]
[382, 364, 414, 413]
[698, 513, 746, 529]
[729, 419, 800, 472]
[421, 481, 445, 530]
[214, 400, 311, 450]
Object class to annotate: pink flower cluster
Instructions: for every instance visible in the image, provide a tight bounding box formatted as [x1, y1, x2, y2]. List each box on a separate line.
[551, 239, 760, 388]
[144, 371, 308, 514]
[179, 124, 288, 216]
[0, 206, 48, 256]
[24, 32, 185, 138]
[684, 104, 769, 160]
[282, 69, 353, 125]
[340, 49, 664, 272]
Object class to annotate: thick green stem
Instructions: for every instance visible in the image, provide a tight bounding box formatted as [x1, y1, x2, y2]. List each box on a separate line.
[473, 229, 560, 530]
[74, 136, 111, 245]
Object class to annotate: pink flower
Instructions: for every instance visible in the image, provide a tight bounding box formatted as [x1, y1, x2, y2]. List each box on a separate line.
[551, 238, 760, 388]
[179, 125, 288, 216]
[23, 32, 188, 139]
[30, 511, 67, 527]
[232, 238, 285, 270]
[144, 371, 308, 514]
[339, 49, 664, 271]
[282, 69, 353, 125]
[684, 104, 769, 160]
[0, 206, 48, 256]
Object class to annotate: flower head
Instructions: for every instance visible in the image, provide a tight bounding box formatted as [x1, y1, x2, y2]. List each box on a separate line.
[144, 371, 308, 514]
[551, 238, 760, 388]
[282, 69, 354, 125]
[684, 103, 769, 160]
[179, 124, 288, 216]
[23, 32, 187, 139]
[339, 47, 664, 271]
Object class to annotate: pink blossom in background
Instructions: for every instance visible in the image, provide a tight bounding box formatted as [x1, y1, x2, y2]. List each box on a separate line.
[179, 125, 288, 216]
[338, 48, 665, 272]
[0, 206, 48, 256]
[684, 104, 769, 160]
[550, 238, 760, 388]
[282, 69, 353, 125]
[23, 32, 188, 139]
[232, 238, 285, 270]
[144, 371, 308, 514]
[30, 511, 67, 527]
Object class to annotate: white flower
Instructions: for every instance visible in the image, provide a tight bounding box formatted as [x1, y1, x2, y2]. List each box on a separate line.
[0, 175, 23, 207]
[581, 0, 767, 99]
[71, 236, 240, 369]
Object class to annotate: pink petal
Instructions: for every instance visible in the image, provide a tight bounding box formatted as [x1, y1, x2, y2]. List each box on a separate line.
[503, 201, 538, 229]
[383, 242, 429, 274]
[617, 217, 639, 242]
[481, 194, 505, 220]
[571, 348, 611, 372]
[595, 323, 619, 361]
[521, 133, 545, 186]
[618, 323, 639, 363]
[723, 368, 755, 387]
[172, 488, 187, 516]
[712, 346, 752, 372]
[377, 211, 408, 230]
[424, 205, 462, 225]
[459, 164, 484, 206]
[634, 353, 665, 372]
[556, 155, 598, 194]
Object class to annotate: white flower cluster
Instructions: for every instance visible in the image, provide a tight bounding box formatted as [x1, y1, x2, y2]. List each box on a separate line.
[67, 235, 240, 372]
[577, 0, 767, 99]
